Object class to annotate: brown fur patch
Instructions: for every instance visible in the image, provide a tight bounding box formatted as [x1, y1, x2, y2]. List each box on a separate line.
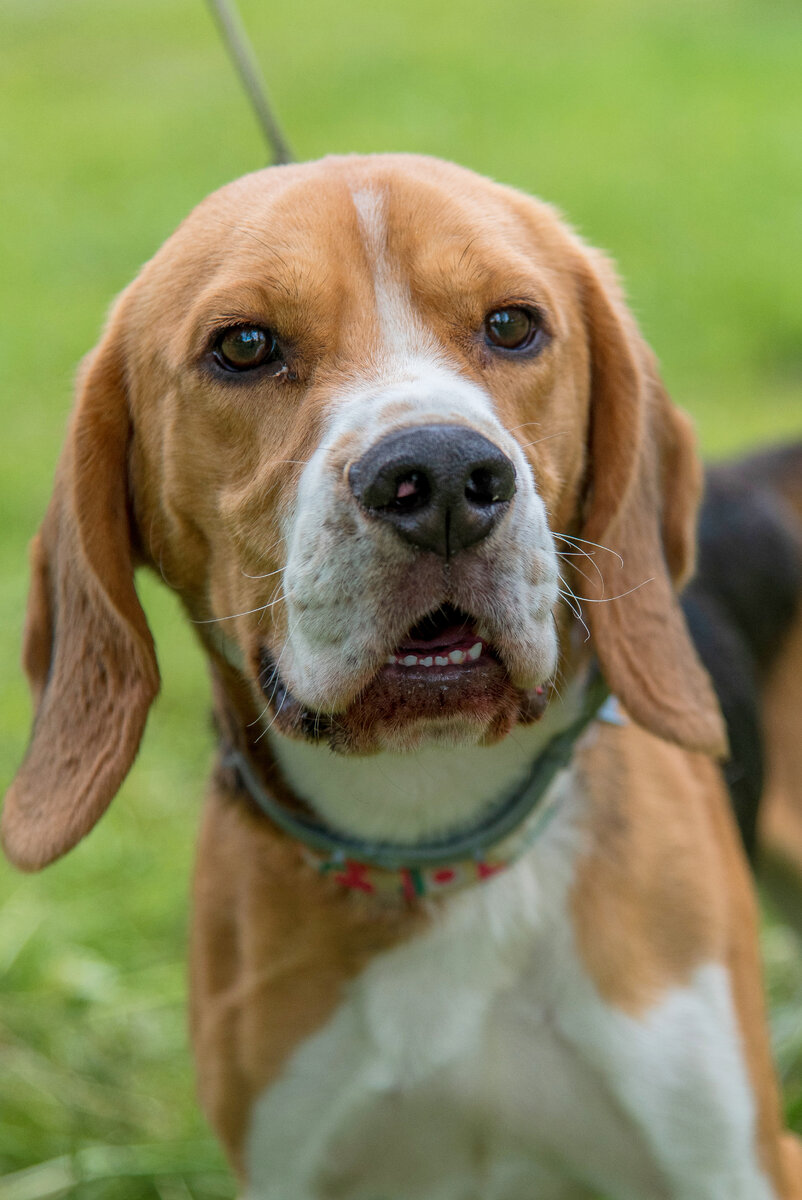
[573, 721, 798, 1190]
[190, 782, 426, 1174]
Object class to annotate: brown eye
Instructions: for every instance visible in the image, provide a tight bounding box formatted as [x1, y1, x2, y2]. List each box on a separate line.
[484, 307, 541, 351]
[214, 326, 278, 372]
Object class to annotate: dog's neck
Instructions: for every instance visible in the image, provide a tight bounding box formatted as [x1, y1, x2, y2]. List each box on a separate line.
[264, 682, 586, 847]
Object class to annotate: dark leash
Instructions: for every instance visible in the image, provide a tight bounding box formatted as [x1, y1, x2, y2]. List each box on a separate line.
[204, 0, 294, 165]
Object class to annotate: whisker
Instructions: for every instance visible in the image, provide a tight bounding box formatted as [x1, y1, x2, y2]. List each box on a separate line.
[504, 420, 542, 435]
[554, 532, 624, 568]
[241, 565, 284, 581]
[517, 431, 570, 450]
[254, 612, 303, 741]
[558, 594, 591, 644]
[249, 531, 289, 564]
[557, 574, 591, 643]
[255, 686, 290, 742]
[558, 597, 578, 625]
[578, 578, 655, 604]
[556, 571, 581, 614]
[557, 586, 581, 620]
[247, 702, 271, 729]
[548, 669, 566, 703]
[191, 593, 286, 625]
[258, 577, 287, 626]
[208, 217, 293, 280]
[457, 236, 479, 269]
[264, 659, 284, 714]
[557, 543, 605, 592]
[557, 554, 598, 592]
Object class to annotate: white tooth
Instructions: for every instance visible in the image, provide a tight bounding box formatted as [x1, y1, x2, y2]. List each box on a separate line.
[403, 655, 418, 666]
[420, 656, 433, 667]
[449, 649, 466, 665]
[435, 656, 449, 666]
[386, 655, 397, 664]
[468, 642, 482, 660]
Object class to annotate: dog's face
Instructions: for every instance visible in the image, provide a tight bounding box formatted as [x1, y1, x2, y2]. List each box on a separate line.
[132, 157, 588, 753]
[2, 154, 726, 869]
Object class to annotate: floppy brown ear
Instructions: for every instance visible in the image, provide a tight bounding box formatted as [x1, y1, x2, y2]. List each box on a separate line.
[575, 249, 727, 757]
[2, 311, 159, 870]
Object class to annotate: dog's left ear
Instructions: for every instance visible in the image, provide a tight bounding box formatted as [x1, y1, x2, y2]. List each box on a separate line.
[2, 303, 160, 870]
[574, 248, 727, 757]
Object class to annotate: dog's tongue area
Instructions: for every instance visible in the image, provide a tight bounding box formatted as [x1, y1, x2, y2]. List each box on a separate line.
[394, 606, 479, 654]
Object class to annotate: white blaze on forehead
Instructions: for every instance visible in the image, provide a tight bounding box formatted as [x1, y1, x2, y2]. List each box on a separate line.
[351, 186, 386, 260]
[351, 186, 440, 362]
[327, 185, 499, 437]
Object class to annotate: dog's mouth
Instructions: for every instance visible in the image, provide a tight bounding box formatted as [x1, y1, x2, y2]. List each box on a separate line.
[382, 605, 496, 675]
[257, 603, 548, 752]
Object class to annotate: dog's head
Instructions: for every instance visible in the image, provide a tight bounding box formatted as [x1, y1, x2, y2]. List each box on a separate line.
[3, 154, 725, 870]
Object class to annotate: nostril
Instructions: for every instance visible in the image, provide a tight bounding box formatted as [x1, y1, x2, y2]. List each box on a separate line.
[464, 461, 516, 507]
[465, 467, 497, 506]
[391, 471, 431, 513]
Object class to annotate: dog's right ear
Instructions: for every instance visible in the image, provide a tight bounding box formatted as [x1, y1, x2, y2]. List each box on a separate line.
[2, 305, 159, 870]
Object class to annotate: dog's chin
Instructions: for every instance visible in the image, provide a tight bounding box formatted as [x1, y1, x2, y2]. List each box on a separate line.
[367, 717, 493, 754]
[257, 606, 551, 755]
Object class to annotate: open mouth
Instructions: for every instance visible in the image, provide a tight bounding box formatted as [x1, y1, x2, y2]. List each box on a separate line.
[383, 605, 494, 672]
[258, 604, 547, 751]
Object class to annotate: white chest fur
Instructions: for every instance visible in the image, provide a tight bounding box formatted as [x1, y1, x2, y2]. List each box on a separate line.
[244, 770, 774, 1200]
[266, 689, 582, 845]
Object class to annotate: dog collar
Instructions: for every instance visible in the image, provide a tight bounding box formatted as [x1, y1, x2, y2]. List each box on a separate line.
[223, 673, 614, 901]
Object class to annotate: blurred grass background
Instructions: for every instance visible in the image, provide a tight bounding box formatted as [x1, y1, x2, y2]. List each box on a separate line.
[1, 0, 801, 1195]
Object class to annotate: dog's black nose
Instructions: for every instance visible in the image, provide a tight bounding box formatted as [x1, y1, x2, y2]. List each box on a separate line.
[348, 424, 516, 558]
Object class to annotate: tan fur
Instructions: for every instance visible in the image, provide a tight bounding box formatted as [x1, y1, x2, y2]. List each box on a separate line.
[3, 154, 798, 1192]
[3, 326, 159, 869]
[572, 253, 725, 755]
[573, 724, 799, 1194]
[191, 782, 425, 1176]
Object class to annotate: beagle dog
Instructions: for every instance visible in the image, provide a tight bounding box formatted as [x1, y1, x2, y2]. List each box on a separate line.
[4, 154, 802, 1199]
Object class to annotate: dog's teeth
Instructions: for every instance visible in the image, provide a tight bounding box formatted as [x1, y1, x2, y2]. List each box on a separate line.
[392, 644, 484, 669]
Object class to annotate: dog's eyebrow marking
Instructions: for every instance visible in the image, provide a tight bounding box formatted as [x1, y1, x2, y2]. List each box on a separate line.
[351, 186, 439, 364]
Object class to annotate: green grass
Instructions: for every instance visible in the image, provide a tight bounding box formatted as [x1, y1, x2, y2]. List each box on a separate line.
[1, 0, 801, 1195]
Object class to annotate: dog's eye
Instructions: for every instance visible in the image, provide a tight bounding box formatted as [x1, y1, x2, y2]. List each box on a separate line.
[484, 307, 543, 352]
[213, 326, 278, 372]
